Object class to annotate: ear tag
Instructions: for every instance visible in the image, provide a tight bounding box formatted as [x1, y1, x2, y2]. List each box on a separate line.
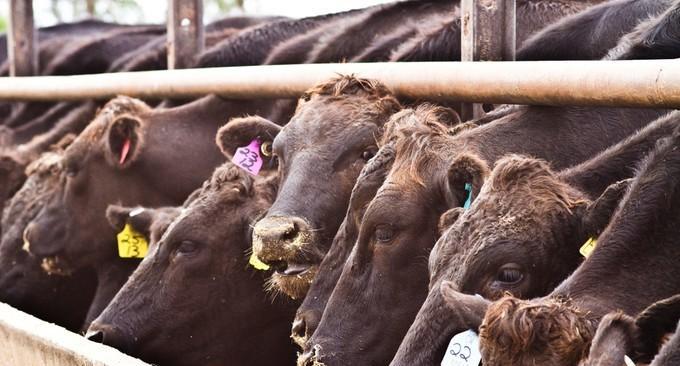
[249, 252, 270, 270]
[624, 356, 635, 366]
[117, 223, 149, 258]
[119, 138, 131, 165]
[441, 329, 482, 366]
[233, 139, 264, 176]
[463, 183, 473, 210]
[579, 237, 597, 258]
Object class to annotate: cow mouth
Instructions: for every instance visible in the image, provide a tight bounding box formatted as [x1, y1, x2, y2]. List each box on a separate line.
[271, 261, 314, 276]
[40, 256, 73, 276]
[271, 263, 319, 300]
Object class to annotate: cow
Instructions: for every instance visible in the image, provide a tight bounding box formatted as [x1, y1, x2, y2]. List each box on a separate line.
[227, 76, 402, 301]
[472, 125, 680, 365]
[392, 111, 680, 366]
[20, 94, 263, 325]
[0, 144, 97, 331]
[390, 0, 606, 62]
[607, 0, 680, 60]
[583, 294, 680, 365]
[298, 98, 668, 365]
[517, 0, 672, 61]
[86, 118, 297, 366]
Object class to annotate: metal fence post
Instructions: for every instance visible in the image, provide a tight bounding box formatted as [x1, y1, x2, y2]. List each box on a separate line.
[167, 0, 205, 69]
[8, 0, 37, 76]
[461, 0, 516, 120]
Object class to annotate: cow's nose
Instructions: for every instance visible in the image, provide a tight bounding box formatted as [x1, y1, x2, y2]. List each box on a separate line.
[86, 329, 104, 343]
[86, 322, 134, 353]
[292, 310, 322, 347]
[252, 216, 311, 262]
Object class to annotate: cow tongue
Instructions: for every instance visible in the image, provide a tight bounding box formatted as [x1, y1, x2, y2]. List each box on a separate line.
[283, 263, 310, 276]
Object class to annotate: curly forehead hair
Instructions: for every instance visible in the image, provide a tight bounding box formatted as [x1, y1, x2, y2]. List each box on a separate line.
[301, 74, 395, 101]
[480, 295, 594, 366]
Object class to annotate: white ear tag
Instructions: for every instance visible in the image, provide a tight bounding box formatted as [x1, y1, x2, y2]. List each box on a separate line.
[441, 329, 482, 366]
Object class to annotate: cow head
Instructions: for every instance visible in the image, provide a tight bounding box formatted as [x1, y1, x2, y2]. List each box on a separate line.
[0, 146, 97, 331]
[479, 295, 595, 366]
[229, 75, 403, 300]
[21, 96, 177, 275]
[87, 125, 295, 366]
[391, 154, 630, 365]
[292, 142, 396, 351]
[299, 105, 463, 366]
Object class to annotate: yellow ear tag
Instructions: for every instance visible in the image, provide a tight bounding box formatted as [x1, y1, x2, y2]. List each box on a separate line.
[579, 237, 597, 258]
[117, 223, 149, 258]
[249, 252, 270, 270]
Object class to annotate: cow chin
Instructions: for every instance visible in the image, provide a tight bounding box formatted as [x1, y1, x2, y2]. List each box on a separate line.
[270, 265, 319, 300]
[40, 256, 74, 276]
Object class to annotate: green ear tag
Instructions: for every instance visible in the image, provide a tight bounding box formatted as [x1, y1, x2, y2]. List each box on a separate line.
[463, 183, 473, 210]
[117, 223, 149, 258]
[579, 237, 597, 258]
[249, 252, 270, 270]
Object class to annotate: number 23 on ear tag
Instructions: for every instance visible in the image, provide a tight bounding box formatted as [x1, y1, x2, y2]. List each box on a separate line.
[233, 139, 264, 176]
[441, 330, 482, 366]
[117, 223, 149, 258]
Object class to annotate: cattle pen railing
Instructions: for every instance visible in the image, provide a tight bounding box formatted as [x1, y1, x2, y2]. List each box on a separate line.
[0, 60, 679, 108]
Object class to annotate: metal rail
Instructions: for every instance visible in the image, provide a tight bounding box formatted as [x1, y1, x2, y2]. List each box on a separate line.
[0, 60, 677, 108]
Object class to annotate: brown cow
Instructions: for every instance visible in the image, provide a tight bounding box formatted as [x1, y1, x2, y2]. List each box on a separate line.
[87, 117, 297, 366]
[516, 0, 672, 61]
[392, 111, 680, 365]
[21, 94, 262, 325]
[0, 145, 97, 331]
[226, 76, 403, 300]
[473, 125, 680, 365]
[299, 99, 667, 365]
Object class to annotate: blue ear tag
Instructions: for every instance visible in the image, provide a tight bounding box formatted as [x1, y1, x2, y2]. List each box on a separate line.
[463, 183, 473, 210]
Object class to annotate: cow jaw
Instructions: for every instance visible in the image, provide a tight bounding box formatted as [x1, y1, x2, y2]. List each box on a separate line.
[270, 265, 318, 300]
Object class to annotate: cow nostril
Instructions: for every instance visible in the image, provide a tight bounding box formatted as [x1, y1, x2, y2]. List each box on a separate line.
[281, 223, 299, 242]
[86, 330, 104, 343]
[292, 317, 306, 339]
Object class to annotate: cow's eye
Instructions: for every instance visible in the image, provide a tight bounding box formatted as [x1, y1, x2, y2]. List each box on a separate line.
[361, 148, 377, 162]
[496, 264, 524, 285]
[375, 224, 394, 243]
[176, 240, 199, 255]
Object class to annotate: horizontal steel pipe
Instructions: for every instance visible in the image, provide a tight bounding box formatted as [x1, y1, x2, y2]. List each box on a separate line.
[0, 60, 678, 108]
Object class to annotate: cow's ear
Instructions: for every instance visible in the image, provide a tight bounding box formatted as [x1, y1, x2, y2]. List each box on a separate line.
[634, 294, 680, 361]
[107, 115, 143, 168]
[439, 207, 464, 235]
[580, 179, 631, 237]
[584, 312, 637, 366]
[216, 115, 281, 163]
[105, 205, 152, 237]
[440, 281, 490, 331]
[444, 153, 489, 209]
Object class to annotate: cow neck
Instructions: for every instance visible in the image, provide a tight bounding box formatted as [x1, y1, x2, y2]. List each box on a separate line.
[81, 258, 140, 330]
[560, 112, 680, 199]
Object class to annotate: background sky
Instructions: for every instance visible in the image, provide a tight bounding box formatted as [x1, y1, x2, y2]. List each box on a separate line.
[0, 0, 396, 29]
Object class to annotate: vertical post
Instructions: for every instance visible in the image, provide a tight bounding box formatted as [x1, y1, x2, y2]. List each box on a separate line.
[460, 0, 516, 120]
[8, 0, 37, 76]
[167, 0, 204, 70]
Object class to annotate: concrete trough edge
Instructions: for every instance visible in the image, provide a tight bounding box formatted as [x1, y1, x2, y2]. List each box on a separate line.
[0, 302, 150, 366]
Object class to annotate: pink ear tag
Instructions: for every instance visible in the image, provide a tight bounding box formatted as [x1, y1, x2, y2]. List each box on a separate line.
[232, 139, 264, 176]
[119, 139, 131, 165]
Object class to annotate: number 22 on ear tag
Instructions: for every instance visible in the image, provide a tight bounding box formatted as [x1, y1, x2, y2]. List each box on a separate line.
[117, 223, 149, 258]
[441, 330, 482, 366]
[233, 139, 264, 176]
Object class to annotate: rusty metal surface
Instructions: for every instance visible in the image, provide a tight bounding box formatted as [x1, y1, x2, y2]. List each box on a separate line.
[8, 0, 37, 76]
[461, 0, 516, 120]
[0, 61, 676, 108]
[167, 0, 204, 69]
